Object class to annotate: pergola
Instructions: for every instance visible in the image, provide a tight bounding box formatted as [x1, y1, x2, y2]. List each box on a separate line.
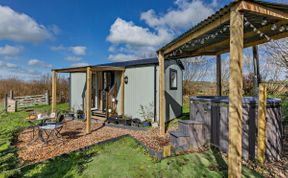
[51, 66, 125, 133]
[157, 0, 288, 177]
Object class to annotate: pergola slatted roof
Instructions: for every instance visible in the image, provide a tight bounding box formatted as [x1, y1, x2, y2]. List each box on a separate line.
[159, 0, 288, 58]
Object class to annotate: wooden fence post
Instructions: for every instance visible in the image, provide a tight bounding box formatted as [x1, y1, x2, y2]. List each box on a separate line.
[9, 90, 14, 99]
[257, 83, 267, 164]
[45, 90, 50, 105]
[4, 94, 8, 112]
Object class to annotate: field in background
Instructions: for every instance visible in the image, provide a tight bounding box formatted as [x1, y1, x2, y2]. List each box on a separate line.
[0, 76, 69, 103]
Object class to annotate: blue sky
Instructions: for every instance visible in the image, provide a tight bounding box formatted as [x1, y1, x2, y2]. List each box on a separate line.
[0, 0, 285, 80]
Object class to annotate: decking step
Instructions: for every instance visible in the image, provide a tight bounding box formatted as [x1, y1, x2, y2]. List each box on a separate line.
[169, 130, 189, 138]
[92, 111, 106, 117]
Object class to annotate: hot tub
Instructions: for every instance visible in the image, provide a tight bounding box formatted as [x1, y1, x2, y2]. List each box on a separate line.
[190, 96, 282, 161]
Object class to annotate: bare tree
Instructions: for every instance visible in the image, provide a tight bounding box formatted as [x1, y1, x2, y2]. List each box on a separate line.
[263, 38, 288, 72]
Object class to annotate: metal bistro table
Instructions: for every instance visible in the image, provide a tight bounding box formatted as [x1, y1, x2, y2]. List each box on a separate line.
[27, 115, 50, 145]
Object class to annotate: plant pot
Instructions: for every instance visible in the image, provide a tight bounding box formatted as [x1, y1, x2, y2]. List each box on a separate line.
[131, 118, 141, 127]
[125, 119, 132, 126]
[107, 117, 117, 124]
[142, 121, 151, 127]
[118, 119, 126, 125]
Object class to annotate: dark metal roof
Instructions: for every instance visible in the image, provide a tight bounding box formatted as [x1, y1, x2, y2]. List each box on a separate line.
[159, 0, 288, 53]
[53, 57, 185, 72]
[95, 57, 158, 68]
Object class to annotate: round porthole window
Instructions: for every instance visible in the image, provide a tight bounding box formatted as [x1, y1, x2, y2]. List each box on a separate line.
[124, 76, 128, 84]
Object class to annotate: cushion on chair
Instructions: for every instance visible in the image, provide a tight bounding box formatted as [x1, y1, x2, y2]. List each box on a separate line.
[40, 123, 63, 130]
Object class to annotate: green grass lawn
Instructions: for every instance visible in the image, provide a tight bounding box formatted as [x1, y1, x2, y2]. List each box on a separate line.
[22, 136, 262, 178]
[0, 104, 68, 178]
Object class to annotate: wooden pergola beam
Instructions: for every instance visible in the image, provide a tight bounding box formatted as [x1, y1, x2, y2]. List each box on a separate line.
[163, 12, 230, 55]
[228, 5, 244, 178]
[158, 51, 166, 136]
[51, 70, 57, 112]
[86, 67, 92, 134]
[216, 54, 222, 96]
[189, 20, 288, 56]
[53, 66, 125, 73]
[239, 1, 288, 20]
[91, 66, 125, 72]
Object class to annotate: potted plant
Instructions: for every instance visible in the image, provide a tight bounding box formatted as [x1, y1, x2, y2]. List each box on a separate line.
[142, 118, 152, 127]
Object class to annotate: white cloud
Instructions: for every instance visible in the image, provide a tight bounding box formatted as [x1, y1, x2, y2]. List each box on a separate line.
[64, 56, 82, 62]
[50, 45, 65, 51]
[71, 62, 89, 67]
[28, 59, 52, 68]
[0, 5, 52, 42]
[0, 61, 17, 68]
[0, 45, 22, 56]
[107, 18, 172, 46]
[69, 46, 86, 55]
[50, 45, 87, 56]
[108, 53, 138, 62]
[140, 0, 214, 30]
[107, 0, 215, 62]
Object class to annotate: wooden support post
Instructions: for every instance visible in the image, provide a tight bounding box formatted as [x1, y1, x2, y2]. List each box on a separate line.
[252, 46, 260, 95]
[120, 71, 125, 117]
[105, 72, 109, 118]
[228, 6, 244, 178]
[51, 70, 57, 112]
[99, 72, 103, 111]
[257, 83, 267, 164]
[159, 51, 166, 136]
[86, 67, 92, 134]
[216, 54, 222, 96]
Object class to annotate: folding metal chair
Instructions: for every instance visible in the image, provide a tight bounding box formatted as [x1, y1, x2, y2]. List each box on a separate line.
[40, 114, 65, 143]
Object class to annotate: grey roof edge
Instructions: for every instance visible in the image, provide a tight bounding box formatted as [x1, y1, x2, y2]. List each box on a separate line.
[52, 57, 185, 71]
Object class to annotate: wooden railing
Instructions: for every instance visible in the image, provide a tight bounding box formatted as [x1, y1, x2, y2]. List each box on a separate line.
[108, 82, 118, 116]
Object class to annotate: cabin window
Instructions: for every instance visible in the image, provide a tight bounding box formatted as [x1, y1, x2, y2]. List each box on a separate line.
[170, 69, 177, 90]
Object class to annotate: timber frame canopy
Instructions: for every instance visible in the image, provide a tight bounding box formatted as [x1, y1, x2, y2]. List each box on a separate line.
[158, 0, 288, 58]
[157, 0, 288, 177]
[51, 65, 125, 134]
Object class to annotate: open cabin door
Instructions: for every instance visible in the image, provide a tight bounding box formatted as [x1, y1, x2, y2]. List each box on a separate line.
[102, 71, 115, 112]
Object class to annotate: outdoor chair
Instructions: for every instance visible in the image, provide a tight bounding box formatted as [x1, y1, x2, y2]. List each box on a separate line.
[39, 114, 65, 143]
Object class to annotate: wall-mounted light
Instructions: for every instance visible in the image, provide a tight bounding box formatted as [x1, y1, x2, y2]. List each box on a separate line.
[124, 76, 128, 84]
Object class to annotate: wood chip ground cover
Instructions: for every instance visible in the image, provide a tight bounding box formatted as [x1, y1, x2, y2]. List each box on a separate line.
[17, 120, 171, 164]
